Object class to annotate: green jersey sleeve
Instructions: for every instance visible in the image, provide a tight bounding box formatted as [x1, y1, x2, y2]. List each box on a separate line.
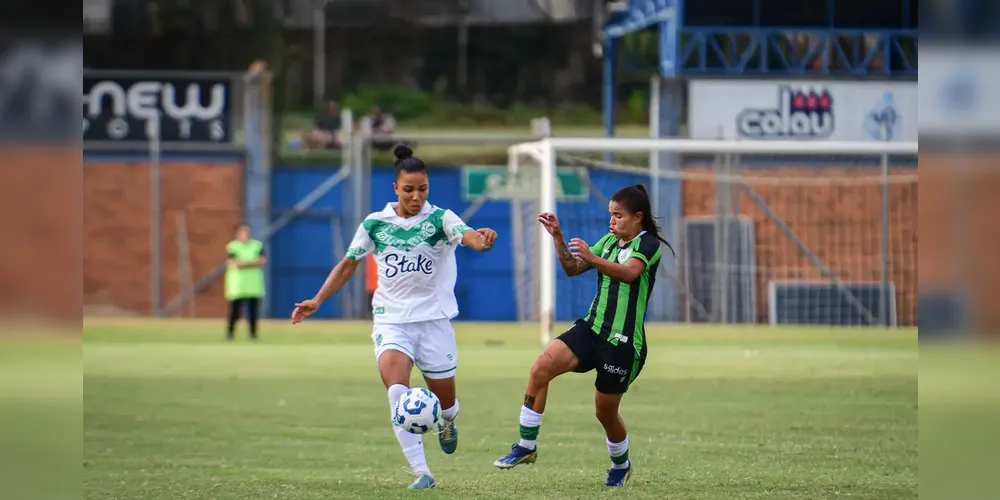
[630, 231, 662, 267]
[345, 222, 375, 260]
[589, 233, 614, 256]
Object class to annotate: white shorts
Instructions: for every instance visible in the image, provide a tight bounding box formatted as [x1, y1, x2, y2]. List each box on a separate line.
[371, 319, 458, 379]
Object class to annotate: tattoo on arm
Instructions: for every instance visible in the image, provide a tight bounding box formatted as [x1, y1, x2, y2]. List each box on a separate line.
[523, 394, 536, 410]
[554, 237, 590, 276]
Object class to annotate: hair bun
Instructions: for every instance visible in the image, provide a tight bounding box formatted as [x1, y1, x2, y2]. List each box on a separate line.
[634, 183, 648, 194]
[393, 144, 413, 160]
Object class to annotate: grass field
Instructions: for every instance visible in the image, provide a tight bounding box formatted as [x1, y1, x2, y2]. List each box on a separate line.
[83, 319, 917, 500]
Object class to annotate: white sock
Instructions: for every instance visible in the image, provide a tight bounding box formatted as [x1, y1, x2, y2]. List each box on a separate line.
[442, 400, 460, 421]
[388, 384, 431, 476]
[518, 406, 543, 450]
[607, 436, 630, 469]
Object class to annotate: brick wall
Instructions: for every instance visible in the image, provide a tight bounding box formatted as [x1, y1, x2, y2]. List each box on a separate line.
[0, 148, 82, 326]
[83, 160, 243, 317]
[920, 154, 1000, 334]
[682, 166, 919, 326]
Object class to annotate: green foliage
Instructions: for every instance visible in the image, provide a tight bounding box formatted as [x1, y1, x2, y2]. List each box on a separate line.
[327, 85, 625, 127]
[622, 30, 661, 70]
[275, 85, 648, 164]
[550, 103, 604, 126]
[626, 90, 648, 124]
[340, 84, 434, 122]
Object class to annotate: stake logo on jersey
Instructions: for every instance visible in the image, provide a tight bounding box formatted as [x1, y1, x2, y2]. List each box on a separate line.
[345, 202, 472, 323]
[384, 253, 434, 278]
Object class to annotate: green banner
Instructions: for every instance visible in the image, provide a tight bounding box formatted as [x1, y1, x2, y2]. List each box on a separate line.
[461, 166, 589, 202]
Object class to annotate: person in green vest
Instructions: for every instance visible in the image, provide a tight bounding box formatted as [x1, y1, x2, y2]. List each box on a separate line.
[225, 224, 267, 340]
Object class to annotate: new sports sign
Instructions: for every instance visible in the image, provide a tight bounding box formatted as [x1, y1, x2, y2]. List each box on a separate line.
[83, 72, 234, 143]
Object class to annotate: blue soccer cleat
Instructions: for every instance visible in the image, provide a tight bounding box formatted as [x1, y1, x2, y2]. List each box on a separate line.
[408, 474, 436, 490]
[605, 465, 632, 487]
[493, 443, 537, 469]
[438, 419, 458, 455]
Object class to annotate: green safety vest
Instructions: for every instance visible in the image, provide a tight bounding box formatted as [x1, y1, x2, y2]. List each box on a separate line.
[225, 239, 266, 300]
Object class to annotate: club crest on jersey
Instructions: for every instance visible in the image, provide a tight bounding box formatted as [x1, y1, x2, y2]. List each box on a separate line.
[419, 221, 437, 238]
[617, 248, 632, 264]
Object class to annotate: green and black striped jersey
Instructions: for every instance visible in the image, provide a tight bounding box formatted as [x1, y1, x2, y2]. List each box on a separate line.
[582, 231, 663, 349]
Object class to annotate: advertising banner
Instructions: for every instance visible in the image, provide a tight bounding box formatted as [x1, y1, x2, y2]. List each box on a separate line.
[688, 79, 917, 142]
[461, 166, 588, 202]
[918, 47, 1000, 138]
[83, 72, 234, 143]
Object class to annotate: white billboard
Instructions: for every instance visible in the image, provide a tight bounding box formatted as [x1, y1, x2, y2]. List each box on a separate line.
[688, 79, 917, 142]
[918, 47, 1000, 137]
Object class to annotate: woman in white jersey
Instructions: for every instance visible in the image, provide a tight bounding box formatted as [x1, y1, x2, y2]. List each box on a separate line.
[291, 144, 498, 490]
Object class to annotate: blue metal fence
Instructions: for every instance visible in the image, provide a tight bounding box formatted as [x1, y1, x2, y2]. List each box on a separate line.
[267, 164, 675, 322]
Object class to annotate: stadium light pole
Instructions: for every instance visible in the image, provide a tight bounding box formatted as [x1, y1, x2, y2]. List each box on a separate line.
[879, 117, 892, 328]
[147, 117, 162, 317]
[649, 75, 661, 211]
[312, 0, 329, 106]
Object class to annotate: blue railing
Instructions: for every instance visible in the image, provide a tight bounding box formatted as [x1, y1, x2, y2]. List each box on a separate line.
[679, 27, 917, 78]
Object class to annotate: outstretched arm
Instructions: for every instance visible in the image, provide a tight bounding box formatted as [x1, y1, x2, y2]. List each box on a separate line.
[461, 228, 498, 252]
[292, 223, 373, 324]
[293, 254, 363, 323]
[447, 209, 498, 253]
[314, 220, 377, 303]
[554, 235, 591, 277]
[569, 233, 659, 284]
[312, 257, 361, 304]
[538, 212, 593, 277]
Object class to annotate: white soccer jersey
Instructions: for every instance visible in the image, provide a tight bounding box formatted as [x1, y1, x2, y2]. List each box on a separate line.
[345, 201, 473, 324]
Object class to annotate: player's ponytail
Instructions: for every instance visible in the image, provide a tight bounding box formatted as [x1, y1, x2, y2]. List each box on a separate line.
[611, 184, 676, 257]
[393, 143, 427, 178]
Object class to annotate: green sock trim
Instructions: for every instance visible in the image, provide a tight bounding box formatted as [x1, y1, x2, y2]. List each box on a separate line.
[519, 425, 540, 440]
[610, 449, 629, 465]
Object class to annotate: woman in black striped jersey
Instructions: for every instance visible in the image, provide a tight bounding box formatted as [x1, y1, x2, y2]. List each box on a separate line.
[494, 184, 675, 488]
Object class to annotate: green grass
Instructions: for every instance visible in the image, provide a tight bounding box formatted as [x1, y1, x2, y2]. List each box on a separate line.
[83, 319, 917, 500]
[0, 338, 81, 500]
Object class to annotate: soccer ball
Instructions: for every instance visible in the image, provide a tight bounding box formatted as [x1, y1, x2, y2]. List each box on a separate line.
[393, 387, 442, 435]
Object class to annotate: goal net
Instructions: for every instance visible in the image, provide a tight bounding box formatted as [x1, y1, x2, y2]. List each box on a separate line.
[508, 138, 919, 344]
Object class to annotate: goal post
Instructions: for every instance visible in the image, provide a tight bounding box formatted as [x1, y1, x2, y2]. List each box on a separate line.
[508, 137, 919, 345]
[508, 140, 557, 344]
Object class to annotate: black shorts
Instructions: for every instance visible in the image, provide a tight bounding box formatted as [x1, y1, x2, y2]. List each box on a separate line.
[556, 319, 647, 395]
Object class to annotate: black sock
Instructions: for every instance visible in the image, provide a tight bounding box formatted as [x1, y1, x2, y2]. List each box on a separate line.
[247, 298, 260, 339]
[227, 299, 242, 339]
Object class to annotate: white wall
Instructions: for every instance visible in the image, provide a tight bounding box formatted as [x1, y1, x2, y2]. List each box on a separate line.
[688, 79, 918, 142]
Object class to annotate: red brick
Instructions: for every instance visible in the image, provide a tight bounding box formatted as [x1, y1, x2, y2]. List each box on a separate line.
[920, 154, 1000, 336]
[0, 148, 82, 327]
[682, 166, 918, 326]
[83, 161, 243, 317]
